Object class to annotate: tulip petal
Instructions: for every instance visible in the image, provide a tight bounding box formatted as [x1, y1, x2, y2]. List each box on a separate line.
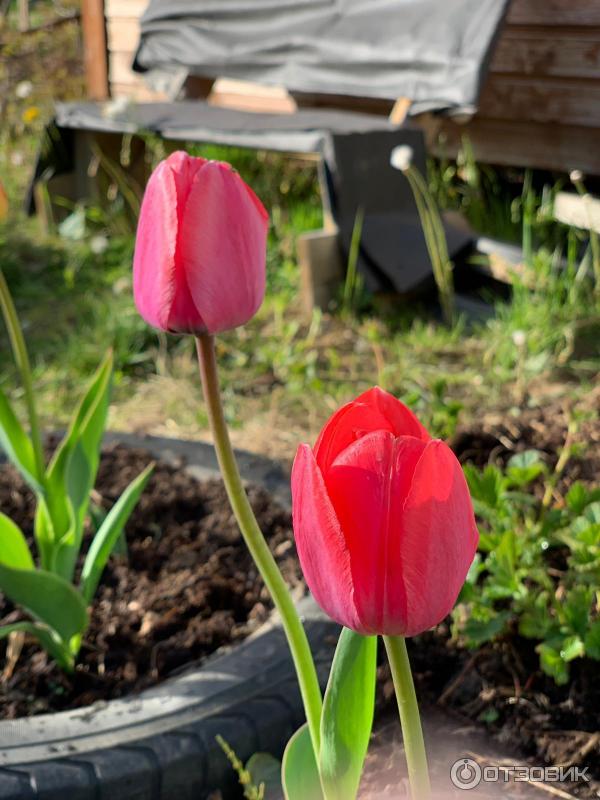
[179, 161, 268, 334]
[291, 444, 363, 632]
[314, 403, 396, 474]
[133, 160, 178, 331]
[326, 432, 427, 633]
[314, 387, 428, 474]
[165, 151, 207, 212]
[355, 387, 429, 442]
[396, 440, 479, 637]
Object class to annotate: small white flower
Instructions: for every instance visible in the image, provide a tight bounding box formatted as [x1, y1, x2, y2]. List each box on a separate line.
[90, 234, 109, 255]
[512, 330, 526, 348]
[390, 145, 414, 172]
[569, 169, 583, 184]
[102, 96, 132, 119]
[10, 151, 24, 167]
[15, 80, 33, 99]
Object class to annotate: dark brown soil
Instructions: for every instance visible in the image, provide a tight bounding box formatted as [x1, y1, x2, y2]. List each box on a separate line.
[449, 387, 600, 494]
[0, 445, 302, 719]
[1, 397, 599, 797]
[373, 393, 600, 797]
[374, 626, 600, 797]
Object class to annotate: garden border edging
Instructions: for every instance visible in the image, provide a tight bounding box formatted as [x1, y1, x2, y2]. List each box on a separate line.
[0, 433, 339, 800]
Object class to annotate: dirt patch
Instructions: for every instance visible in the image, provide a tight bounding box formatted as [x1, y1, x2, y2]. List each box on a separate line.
[0, 445, 302, 718]
[373, 626, 600, 798]
[1, 398, 599, 797]
[372, 392, 600, 798]
[449, 386, 600, 494]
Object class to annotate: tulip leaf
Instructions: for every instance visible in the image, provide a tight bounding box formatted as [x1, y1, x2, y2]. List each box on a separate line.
[46, 350, 113, 580]
[0, 621, 73, 671]
[0, 563, 88, 644]
[80, 463, 153, 604]
[319, 628, 377, 800]
[0, 385, 42, 493]
[282, 724, 323, 800]
[33, 497, 58, 572]
[0, 513, 34, 570]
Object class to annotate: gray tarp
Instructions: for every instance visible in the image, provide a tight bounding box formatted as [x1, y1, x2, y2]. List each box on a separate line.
[44, 102, 471, 294]
[133, 0, 509, 115]
[54, 100, 401, 156]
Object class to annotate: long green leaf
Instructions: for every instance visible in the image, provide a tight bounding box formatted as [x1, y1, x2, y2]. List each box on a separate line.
[282, 724, 324, 800]
[80, 463, 153, 604]
[319, 628, 377, 800]
[0, 564, 88, 643]
[45, 350, 113, 579]
[0, 385, 42, 492]
[0, 621, 73, 670]
[0, 513, 34, 570]
[33, 497, 57, 572]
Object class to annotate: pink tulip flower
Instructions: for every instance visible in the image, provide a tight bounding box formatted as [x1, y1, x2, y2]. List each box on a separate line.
[291, 387, 479, 637]
[133, 151, 268, 335]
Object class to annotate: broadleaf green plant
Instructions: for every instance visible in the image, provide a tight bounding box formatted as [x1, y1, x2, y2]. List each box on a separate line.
[454, 449, 600, 685]
[0, 269, 153, 670]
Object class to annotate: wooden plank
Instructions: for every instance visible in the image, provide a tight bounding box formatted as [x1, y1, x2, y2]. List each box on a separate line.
[104, 0, 147, 19]
[109, 81, 167, 101]
[492, 26, 600, 79]
[18, 0, 29, 31]
[554, 192, 600, 233]
[108, 50, 139, 84]
[208, 78, 298, 114]
[298, 228, 343, 313]
[81, 0, 109, 101]
[389, 97, 412, 125]
[107, 0, 600, 27]
[428, 117, 600, 174]
[507, 0, 600, 26]
[106, 18, 140, 53]
[478, 75, 600, 128]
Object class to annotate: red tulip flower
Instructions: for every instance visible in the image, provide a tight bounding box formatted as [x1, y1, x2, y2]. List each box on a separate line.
[291, 387, 478, 637]
[133, 151, 268, 335]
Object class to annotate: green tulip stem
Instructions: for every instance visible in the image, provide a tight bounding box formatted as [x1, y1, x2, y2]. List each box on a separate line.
[0, 268, 45, 481]
[383, 635, 431, 800]
[196, 333, 323, 756]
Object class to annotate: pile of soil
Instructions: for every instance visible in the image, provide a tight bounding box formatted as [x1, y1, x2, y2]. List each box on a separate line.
[449, 386, 600, 494]
[0, 445, 302, 718]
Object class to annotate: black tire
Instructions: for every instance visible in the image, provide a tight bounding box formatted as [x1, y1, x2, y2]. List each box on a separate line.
[0, 602, 336, 800]
[0, 435, 338, 799]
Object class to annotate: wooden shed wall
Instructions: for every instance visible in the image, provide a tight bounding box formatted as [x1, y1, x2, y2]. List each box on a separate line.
[102, 0, 600, 174]
[105, 0, 161, 100]
[434, 0, 600, 174]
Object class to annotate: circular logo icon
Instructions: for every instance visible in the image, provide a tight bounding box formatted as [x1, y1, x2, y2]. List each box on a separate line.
[451, 758, 482, 790]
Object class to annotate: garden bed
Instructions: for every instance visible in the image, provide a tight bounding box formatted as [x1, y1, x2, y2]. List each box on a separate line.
[449, 386, 600, 493]
[1, 398, 599, 797]
[0, 444, 303, 718]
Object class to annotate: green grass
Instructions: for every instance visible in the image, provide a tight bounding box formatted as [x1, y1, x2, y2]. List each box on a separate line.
[1, 130, 599, 458]
[2, 2, 598, 457]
